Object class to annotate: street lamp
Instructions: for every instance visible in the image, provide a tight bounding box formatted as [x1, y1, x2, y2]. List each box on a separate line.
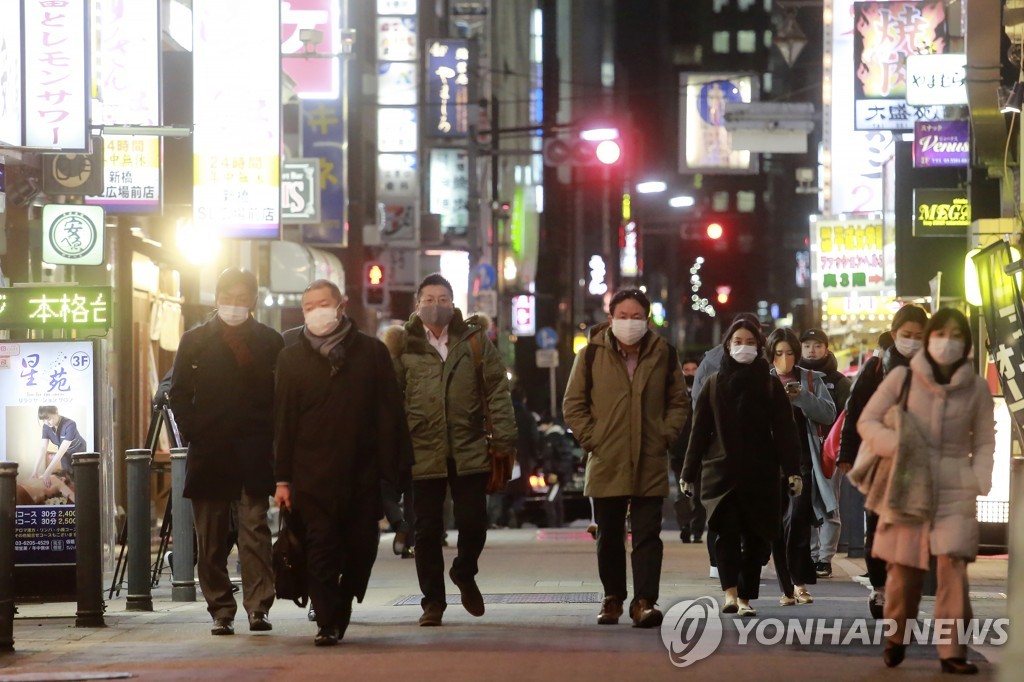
[669, 195, 695, 208]
[636, 181, 667, 194]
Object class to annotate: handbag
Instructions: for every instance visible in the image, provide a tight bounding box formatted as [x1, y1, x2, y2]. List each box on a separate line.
[820, 409, 844, 479]
[469, 334, 516, 494]
[849, 369, 914, 515]
[272, 509, 308, 608]
[883, 374, 934, 523]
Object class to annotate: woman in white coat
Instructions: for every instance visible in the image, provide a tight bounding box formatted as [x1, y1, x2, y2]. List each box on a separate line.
[857, 308, 994, 675]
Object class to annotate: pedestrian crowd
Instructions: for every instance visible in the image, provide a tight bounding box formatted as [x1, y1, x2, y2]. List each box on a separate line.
[168, 270, 993, 674]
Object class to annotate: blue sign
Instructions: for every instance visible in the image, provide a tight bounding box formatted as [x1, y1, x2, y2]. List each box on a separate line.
[426, 40, 469, 138]
[474, 263, 496, 291]
[15, 505, 76, 566]
[301, 99, 347, 246]
[537, 326, 558, 350]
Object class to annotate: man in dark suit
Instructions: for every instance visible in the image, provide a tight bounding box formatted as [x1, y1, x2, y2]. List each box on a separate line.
[169, 268, 283, 636]
[274, 279, 409, 646]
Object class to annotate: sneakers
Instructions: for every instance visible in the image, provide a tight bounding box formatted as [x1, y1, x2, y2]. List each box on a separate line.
[210, 618, 234, 636]
[869, 589, 885, 619]
[449, 568, 485, 617]
[815, 561, 833, 578]
[248, 612, 272, 632]
[418, 602, 444, 627]
[597, 595, 624, 625]
[709, 566, 719, 580]
[795, 588, 813, 604]
[629, 599, 664, 629]
[779, 594, 797, 606]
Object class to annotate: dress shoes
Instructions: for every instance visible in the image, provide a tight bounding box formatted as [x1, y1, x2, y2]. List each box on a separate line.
[883, 642, 906, 668]
[940, 658, 978, 675]
[418, 602, 444, 627]
[597, 595, 623, 625]
[248, 612, 272, 632]
[449, 568, 485, 617]
[210, 618, 234, 636]
[314, 626, 339, 647]
[629, 599, 664, 629]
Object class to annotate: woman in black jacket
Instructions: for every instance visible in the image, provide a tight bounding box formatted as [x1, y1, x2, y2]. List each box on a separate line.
[837, 304, 928, 617]
[682, 319, 802, 617]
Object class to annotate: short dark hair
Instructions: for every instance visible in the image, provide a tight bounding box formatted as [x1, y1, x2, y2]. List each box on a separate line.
[417, 273, 454, 300]
[681, 357, 700, 368]
[732, 312, 761, 327]
[765, 327, 802, 365]
[609, 288, 651, 316]
[891, 303, 929, 334]
[722, 319, 765, 355]
[216, 268, 258, 298]
[924, 308, 972, 360]
[38, 406, 58, 419]
[303, 279, 344, 303]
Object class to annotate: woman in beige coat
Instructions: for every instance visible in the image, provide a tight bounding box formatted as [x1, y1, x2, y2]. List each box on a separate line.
[857, 308, 994, 674]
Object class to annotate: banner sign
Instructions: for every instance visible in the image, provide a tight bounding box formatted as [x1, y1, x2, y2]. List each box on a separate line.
[426, 40, 469, 138]
[281, 159, 321, 224]
[973, 241, 1024, 443]
[0, 0, 23, 146]
[193, 0, 281, 239]
[809, 216, 885, 297]
[42, 204, 105, 265]
[679, 73, 756, 173]
[86, 135, 161, 212]
[428, 148, 468, 235]
[0, 286, 112, 330]
[912, 188, 970, 237]
[913, 120, 969, 168]
[1, 340, 97, 569]
[92, 0, 160, 126]
[23, 0, 90, 150]
[853, 1, 947, 131]
[281, 0, 340, 100]
[300, 101, 346, 245]
[905, 53, 967, 106]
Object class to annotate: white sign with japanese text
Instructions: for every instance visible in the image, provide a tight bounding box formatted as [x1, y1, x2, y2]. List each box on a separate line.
[193, 0, 281, 239]
[0, 0, 23, 146]
[281, 0, 340, 100]
[92, 0, 160, 126]
[23, 0, 90, 150]
[429, 148, 469, 234]
[42, 204, 104, 266]
[905, 54, 968, 107]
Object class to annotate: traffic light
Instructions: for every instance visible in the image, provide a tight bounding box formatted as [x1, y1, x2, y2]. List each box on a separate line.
[542, 127, 625, 167]
[363, 262, 386, 307]
[706, 222, 724, 240]
[595, 139, 621, 165]
[716, 286, 731, 305]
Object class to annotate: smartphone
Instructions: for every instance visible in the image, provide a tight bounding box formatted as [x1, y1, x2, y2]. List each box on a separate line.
[785, 381, 801, 392]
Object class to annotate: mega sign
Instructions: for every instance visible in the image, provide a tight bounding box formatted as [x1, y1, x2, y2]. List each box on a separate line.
[0, 286, 112, 330]
[913, 188, 970, 237]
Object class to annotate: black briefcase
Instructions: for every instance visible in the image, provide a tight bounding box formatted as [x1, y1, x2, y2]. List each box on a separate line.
[272, 509, 308, 608]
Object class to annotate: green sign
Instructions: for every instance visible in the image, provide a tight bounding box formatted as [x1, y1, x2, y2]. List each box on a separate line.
[0, 286, 112, 330]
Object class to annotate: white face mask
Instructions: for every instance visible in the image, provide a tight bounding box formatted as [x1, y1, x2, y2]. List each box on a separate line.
[611, 319, 648, 346]
[894, 337, 922, 358]
[304, 305, 341, 337]
[217, 304, 249, 327]
[928, 337, 965, 366]
[730, 344, 758, 364]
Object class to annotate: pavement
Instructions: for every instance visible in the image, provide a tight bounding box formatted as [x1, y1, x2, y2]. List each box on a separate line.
[0, 526, 1010, 681]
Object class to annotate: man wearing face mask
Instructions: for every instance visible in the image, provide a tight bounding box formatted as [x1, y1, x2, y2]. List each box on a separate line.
[837, 303, 928, 617]
[563, 289, 690, 628]
[274, 279, 408, 646]
[670, 358, 702, 544]
[383, 273, 517, 628]
[169, 268, 283, 636]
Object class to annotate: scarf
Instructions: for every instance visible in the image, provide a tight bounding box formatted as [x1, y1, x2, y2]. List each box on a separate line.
[304, 315, 353, 372]
[221, 319, 254, 366]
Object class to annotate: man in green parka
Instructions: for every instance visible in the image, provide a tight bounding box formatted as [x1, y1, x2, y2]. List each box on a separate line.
[383, 273, 517, 627]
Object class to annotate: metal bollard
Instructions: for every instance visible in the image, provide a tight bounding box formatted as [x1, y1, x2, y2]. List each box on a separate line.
[0, 462, 17, 652]
[125, 449, 153, 612]
[73, 453, 105, 628]
[170, 448, 195, 602]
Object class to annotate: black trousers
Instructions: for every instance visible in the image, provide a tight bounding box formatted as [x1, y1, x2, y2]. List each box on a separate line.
[592, 496, 664, 604]
[381, 478, 415, 547]
[772, 474, 817, 596]
[865, 511, 887, 589]
[713, 494, 771, 600]
[412, 460, 489, 609]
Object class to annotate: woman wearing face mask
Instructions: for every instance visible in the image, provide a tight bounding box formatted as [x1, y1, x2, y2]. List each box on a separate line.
[681, 319, 801, 617]
[765, 328, 836, 607]
[856, 309, 994, 674]
[837, 303, 928, 618]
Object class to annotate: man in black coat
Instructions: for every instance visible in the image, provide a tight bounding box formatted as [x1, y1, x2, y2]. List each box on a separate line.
[274, 279, 409, 646]
[168, 268, 283, 636]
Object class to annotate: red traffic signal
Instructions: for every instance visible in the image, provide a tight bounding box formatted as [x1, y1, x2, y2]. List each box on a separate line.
[595, 139, 621, 165]
[364, 262, 386, 307]
[706, 222, 724, 240]
[716, 286, 731, 305]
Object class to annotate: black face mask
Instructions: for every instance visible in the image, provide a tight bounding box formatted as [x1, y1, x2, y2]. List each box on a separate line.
[684, 375, 695, 388]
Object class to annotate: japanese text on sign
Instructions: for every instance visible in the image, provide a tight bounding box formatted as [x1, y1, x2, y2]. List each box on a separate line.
[811, 218, 885, 296]
[0, 287, 112, 331]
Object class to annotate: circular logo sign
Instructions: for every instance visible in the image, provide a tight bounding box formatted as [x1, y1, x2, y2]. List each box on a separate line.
[50, 154, 93, 190]
[49, 210, 99, 260]
[661, 597, 724, 668]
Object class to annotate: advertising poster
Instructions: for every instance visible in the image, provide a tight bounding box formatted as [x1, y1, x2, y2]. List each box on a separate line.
[912, 188, 970, 237]
[679, 73, 756, 173]
[281, 0, 340, 100]
[913, 120, 969, 168]
[0, 341, 97, 566]
[426, 40, 469, 138]
[301, 100, 347, 245]
[0, 0, 22, 147]
[809, 216, 886, 299]
[428, 148, 468, 235]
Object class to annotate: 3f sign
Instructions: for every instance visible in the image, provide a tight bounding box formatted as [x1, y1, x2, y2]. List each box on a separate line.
[281, 160, 321, 224]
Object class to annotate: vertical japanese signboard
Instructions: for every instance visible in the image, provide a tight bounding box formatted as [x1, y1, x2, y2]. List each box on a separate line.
[301, 101, 347, 245]
[23, 0, 90, 150]
[281, 0, 340, 100]
[88, 0, 161, 213]
[852, 1, 947, 131]
[428, 148, 468, 235]
[809, 216, 886, 298]
[973, 241, 1024, 445]
[0, 0, 23, 147]
[0, 341, 97, 566]
[193, 0, 280, 239]
[426, 40, 469, 138]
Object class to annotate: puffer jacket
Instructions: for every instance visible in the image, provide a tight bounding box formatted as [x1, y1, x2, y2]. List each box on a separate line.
[384, 309, 516, 480]
[562, 323, 690, 498]
[857, 351, 995, 569]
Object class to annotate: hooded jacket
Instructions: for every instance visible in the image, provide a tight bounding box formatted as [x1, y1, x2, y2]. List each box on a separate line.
[562, 322, 690, 498]
[384, 309, 516, 481]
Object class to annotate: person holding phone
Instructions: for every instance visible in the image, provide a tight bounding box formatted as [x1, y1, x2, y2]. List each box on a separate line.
[766, 328, 836, 608]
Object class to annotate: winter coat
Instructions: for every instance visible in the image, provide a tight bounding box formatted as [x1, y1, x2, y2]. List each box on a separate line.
[838, 345, 913, 465]
[682, 355, 802, 544]
[273, 322, 409, 600]
[691, 345, 725, 402]
[540, 424, 576, 484]
[168, 317, 284, 500]
[384, 310, 517, 481]
[772, 367, 837, 522]
[797, 352, 852, 428]
[857, 351, 995, 569]
[562, 323, 690, 498]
